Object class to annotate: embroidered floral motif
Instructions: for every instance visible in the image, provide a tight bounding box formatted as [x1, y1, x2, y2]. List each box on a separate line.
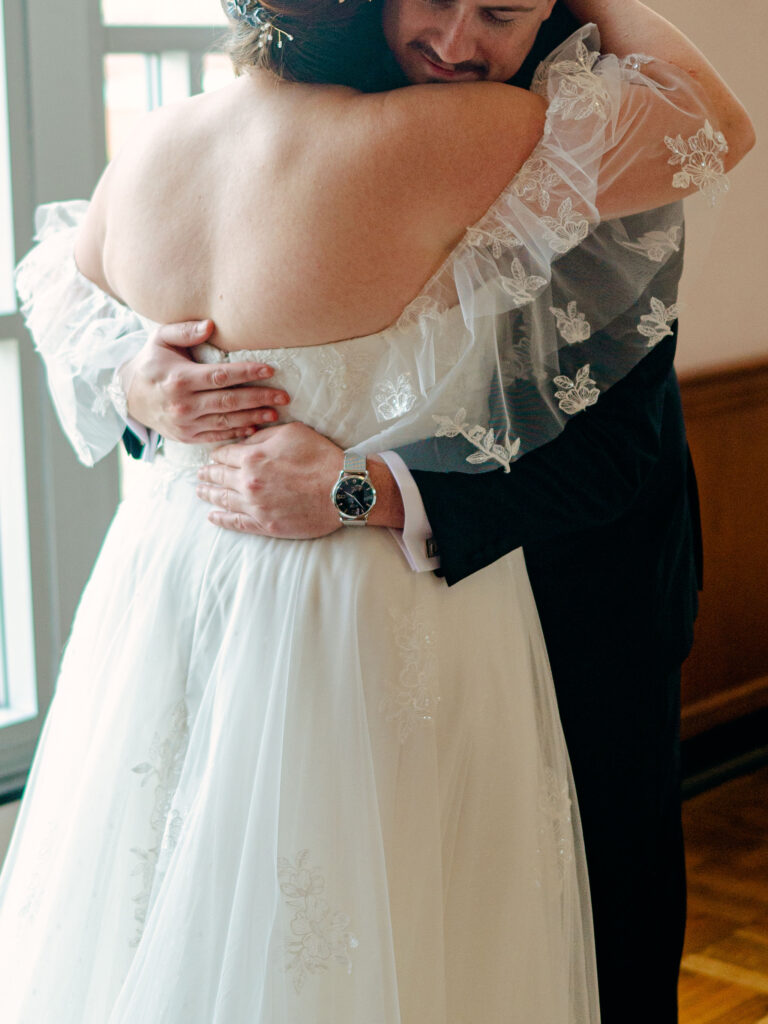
[91, 368, 128, 419]
[537, 767, 574, 882]
[499, 257, 548, 307]
[500, 337, 533, 383]
[512, 157, 561, 212]
[622, 53, 652, 74]
[278, 850, 358, 994]
[433, 408, 521, 472]
[316, 346, 355, 394]
[18, 819, 59, 923]
[373, 373, 418, 421]
[542, 40, 610, 122]
[549, 301, 592, 344]
[665, 120, 729, 206]
[620, 226, 683, 263]
[465, 224, 522, 259]
[396, 294, 447, 329]
[381, 605, 440, 743]
[638, 296, 679, 347]
[129, 699, 189, 946]
[553, 364, 600, 415]
[541, 198, 590, 255]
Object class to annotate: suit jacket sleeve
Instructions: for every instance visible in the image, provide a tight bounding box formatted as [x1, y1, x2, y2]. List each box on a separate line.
[411, 333, 680, 586]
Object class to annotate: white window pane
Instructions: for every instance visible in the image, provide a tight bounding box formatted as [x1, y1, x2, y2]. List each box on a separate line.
[102, 0, 227, 27]
[104, 53, 192, 159]
[0, 546, 8, 707]
[0, 340, 36, 728]
[0, 4, 16, 316]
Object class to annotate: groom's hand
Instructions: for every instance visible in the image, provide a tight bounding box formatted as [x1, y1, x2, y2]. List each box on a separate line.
[121, 319, 290, 444]
[196, 422, 405, 538]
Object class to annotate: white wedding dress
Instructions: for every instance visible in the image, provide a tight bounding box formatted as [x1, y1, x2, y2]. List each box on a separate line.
[0, 26, 728, 1022]
[0, 324, 598, 1024]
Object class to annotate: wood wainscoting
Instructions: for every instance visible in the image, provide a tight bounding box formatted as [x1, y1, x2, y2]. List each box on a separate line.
[679, 356, 768, 740]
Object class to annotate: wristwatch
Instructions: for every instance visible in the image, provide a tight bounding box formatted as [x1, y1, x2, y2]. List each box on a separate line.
[331, 453, 377, 526]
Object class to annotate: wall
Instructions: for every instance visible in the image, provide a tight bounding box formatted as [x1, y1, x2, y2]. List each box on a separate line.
[655, 0, 767, 373]
[0, 801, 19, 868]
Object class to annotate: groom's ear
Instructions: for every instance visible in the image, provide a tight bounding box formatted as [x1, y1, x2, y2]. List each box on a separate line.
[509, 1, 580, 89]
[542, 0, 558, 21]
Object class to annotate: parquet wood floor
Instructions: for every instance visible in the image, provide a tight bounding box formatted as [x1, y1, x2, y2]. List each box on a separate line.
[680, 765, 768, 1023]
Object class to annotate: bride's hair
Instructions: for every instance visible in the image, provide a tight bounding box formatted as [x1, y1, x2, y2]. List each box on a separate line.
[220, 0, 391, 92]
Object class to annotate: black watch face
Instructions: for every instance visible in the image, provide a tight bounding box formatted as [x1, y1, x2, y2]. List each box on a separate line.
[335, 476, 375, 518]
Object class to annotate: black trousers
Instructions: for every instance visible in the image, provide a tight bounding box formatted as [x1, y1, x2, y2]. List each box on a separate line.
[551, 654, 686, 1023]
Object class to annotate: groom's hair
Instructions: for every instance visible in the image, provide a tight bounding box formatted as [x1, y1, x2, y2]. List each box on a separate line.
[510, 3, 580, 89]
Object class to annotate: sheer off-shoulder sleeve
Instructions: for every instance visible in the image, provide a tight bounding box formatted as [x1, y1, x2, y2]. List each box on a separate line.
[358, 25, 728, 473]
[15, 201, 153, 467]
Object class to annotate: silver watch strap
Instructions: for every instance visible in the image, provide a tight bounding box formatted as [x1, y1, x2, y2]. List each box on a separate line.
[342, 452, 367, 476]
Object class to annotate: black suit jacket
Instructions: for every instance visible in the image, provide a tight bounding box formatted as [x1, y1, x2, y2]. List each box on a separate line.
[413, 327, 702, 674]
[410, 5, 701, 676]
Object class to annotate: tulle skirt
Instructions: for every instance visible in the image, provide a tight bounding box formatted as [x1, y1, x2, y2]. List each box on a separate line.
[0, 457, 598, 1022]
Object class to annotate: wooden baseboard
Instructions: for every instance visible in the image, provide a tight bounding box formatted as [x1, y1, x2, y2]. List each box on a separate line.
[681, 674, 768, 741]
[679, 355, 768, 738]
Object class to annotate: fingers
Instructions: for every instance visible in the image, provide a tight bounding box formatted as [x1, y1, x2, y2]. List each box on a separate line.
[153, 319, 215, 348]
[207, 510, 263, 534]
[196, 482, 242, 512]
[200, 362, 277, 390]
[192, 427, 258, 444]
[197, 484, 264, 534]
[196, 387, 289, 415]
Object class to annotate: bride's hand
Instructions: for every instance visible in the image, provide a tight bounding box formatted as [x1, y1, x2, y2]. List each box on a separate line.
[121, 319, 290, 444]
[196, 422, 405, 538]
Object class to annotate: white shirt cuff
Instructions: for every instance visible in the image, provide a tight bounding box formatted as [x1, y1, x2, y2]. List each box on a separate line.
[379, 451, 440, 573]
[124, 416, 160, 462]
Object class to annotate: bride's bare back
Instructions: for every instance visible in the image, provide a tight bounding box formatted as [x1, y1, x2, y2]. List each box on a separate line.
[77, 72, 545, 350]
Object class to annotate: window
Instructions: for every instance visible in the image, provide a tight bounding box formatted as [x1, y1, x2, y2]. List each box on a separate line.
[0, 0, 233, 798]
[0, 340, 36, 730]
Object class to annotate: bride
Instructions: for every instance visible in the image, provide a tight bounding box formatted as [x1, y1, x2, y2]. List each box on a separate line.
[0, 0, 753, 1020]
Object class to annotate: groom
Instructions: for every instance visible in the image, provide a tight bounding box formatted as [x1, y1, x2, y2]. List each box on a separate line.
[121, 3, 698, 1021]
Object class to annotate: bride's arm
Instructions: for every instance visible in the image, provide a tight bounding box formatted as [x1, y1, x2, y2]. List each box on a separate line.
[565, 0, 751, 145]
[560, 0, 754, 218]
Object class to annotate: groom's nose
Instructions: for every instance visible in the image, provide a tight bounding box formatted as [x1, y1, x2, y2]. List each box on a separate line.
[428, 10, 479, 66]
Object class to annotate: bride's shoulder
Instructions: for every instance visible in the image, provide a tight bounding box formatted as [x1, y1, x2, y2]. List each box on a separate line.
[347, 82, 546, 230]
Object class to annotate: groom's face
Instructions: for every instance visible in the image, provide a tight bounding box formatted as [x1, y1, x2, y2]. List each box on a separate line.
[382, 0, 557, 84]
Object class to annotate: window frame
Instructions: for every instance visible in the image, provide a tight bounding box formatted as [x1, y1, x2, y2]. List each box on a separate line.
[0, 0, 227, 802]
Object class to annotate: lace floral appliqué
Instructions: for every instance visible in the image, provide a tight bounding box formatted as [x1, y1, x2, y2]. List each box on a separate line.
[541, 198, 590, 255]
[396, 294, 447, 329]
[665, 120, 729, 206]
[278, 850, 358, 994]
[129, 699, 189, 946]
[554, 364, 600, 415]
[381, 605, 440, 743]
[513, 156, 562, 212]
[620, 226, 683, 263]
[465, 224, 522, 259]
[537, 767, 574, 883]
[373, 373, 418, 421]
[538, 39, 610, 122]
[433, 408, 521, 472]
[550, 301, 592, 344]
[499, 257, 547, 307]
[638, 296, 679, 347]
[91, 368, 129, 420]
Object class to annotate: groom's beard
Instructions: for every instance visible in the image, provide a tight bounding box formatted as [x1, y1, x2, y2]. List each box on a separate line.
[406, 41, 489, 81]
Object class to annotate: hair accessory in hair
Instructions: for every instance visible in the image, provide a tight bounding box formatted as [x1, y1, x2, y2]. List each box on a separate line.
[226, 1, 294, 48]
